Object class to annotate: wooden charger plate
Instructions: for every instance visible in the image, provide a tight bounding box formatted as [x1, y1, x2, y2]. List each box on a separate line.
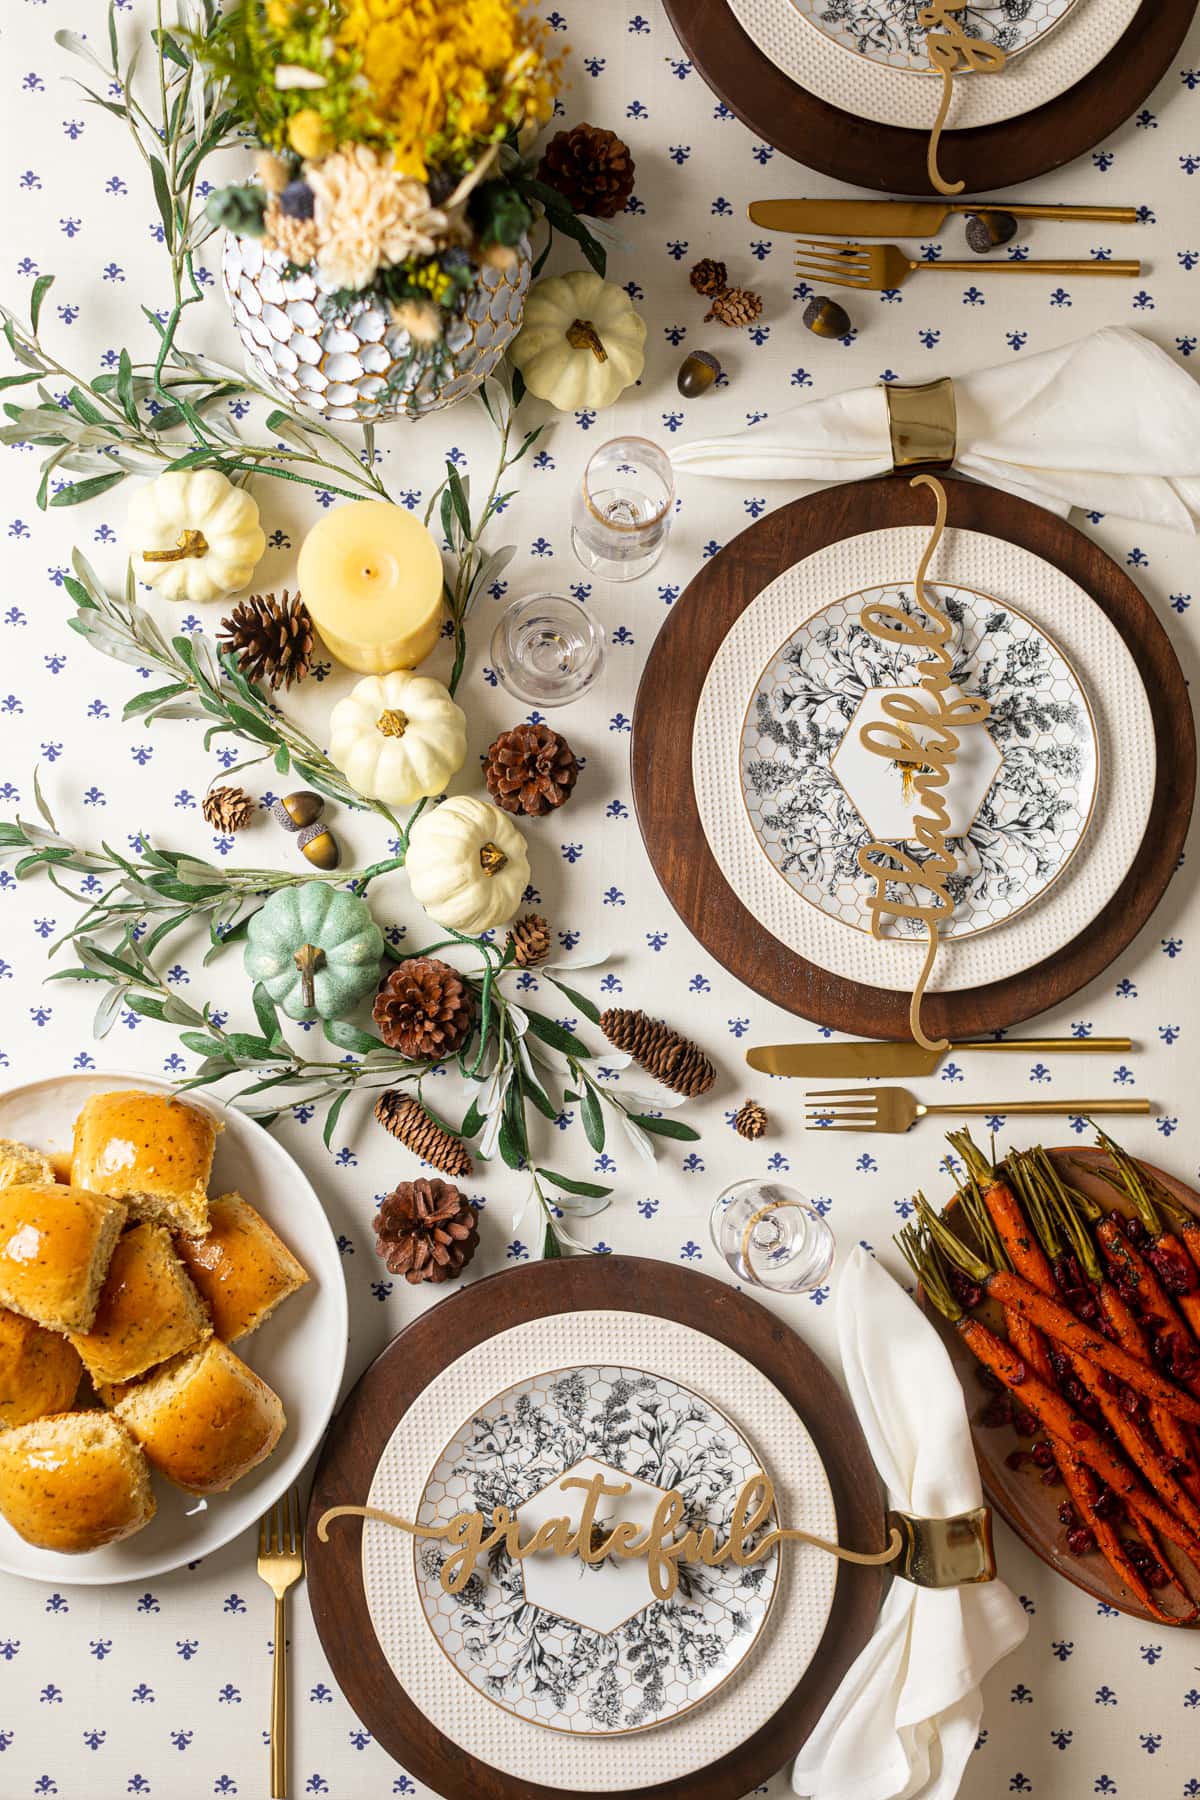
[631, 474, 1194, 1040]
[663, 0, 1197, 194]
[305, 1257, 886, 1800]
[929, 1146, 1200, 1624]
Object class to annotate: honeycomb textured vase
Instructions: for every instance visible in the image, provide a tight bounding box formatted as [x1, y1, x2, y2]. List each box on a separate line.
[221, 234, 531, 422]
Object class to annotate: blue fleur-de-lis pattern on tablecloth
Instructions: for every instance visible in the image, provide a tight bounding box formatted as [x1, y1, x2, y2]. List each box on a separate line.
[1, 1, 1200, 1795]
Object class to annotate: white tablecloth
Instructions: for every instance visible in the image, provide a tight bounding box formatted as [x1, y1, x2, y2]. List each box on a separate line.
[1, 4, 1198, 1796]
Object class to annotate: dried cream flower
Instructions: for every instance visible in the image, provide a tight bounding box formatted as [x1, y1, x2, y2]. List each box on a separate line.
[390, 299, 442, 346]
[263, 199, 318, 268]
[306, 146, 450, 293]
[255, 152, 290, 194]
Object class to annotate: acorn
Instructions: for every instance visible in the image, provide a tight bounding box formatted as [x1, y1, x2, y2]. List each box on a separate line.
[297, 821, 340, 870]
[965, 210, 1018, 253]
[272, 790, 324, 833]
[802, 295, 852, 339]
[676, 349, 722, 397]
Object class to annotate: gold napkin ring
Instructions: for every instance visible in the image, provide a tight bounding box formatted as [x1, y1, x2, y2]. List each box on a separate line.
[884, 377, 957, 471]
[885, 1504, 996, 1587]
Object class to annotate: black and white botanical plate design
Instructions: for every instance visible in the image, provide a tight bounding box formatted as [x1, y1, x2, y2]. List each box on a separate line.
[787, 0, 1083, 71]
[739, 582, 1098, 941]
[414, 1366, 779, 1735]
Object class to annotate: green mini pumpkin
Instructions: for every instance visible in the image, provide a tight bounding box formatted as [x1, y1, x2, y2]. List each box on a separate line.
[245, 883, 384, 1021]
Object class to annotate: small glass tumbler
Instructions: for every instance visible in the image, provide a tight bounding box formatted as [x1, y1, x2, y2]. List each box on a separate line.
[490, 591, 607, 708]
[570, 436, 674, 582]
[709, 1180, 836, 1293]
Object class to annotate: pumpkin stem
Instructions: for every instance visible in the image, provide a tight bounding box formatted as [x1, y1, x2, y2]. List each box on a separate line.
[376, 709, 409, 738]
[141, 528, 209, 563]
[565, 318, 608, 364]
[479, 841, 508, 876]
[293, 942, 326, 1011]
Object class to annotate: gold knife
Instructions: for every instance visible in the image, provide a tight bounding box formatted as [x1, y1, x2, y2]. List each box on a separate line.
[748, 199, 1139, 237]
[747, 1037, 1132, 1078]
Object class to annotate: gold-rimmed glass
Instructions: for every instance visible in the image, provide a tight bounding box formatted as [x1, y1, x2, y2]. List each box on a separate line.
[570, 435, 674, 582]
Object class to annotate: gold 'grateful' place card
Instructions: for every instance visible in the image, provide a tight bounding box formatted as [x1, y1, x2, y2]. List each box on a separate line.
[318, 1464, 999, 1594]
[853, 474, 992, 1050]
[920, 0, 1007, 195]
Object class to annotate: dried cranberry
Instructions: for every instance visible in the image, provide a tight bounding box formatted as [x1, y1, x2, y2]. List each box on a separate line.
[1092, 1487, 1123, 1521]
[1148, 1244, 1192, 1295]
[1098, 1370, 1121, 1395]
[1031, 1441, 1056, 1469]
[979, 1393, 1014, 1429]
[1124, 1216, 1147, 1244]
[1005, 1450, 1033, 1472]
[1008, 1358, 1028, 1387]
[949, 1269, 984, 1310]
[1066, 1526, 1096, 1556]
[1120, 1387, 1142, 1417]
[1040, 1466, 1063, 1486]
[1069, 1420, 1093, 1441]
[1058, 1501, 1078, 1527]
[1012, 1406, 1038, 1437]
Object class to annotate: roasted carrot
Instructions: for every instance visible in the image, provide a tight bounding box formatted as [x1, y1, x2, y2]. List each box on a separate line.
[1057, 1445, 1182, 1624]
[959, 1262, 1200, 1424]
[1061, 1347, 1200, 1538]
[950, 1310, 1200, 1551]
[1019, 1155, 1200, 1507]
[1089, 1130, 1200, 1341]
[949, 1130, 1057, 1293]
[1097, 1219, 1200, 1389]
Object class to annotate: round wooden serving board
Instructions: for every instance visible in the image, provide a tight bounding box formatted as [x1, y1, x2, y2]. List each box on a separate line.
[305, 1257, 886, 1800]
[663, 0, 1197, 195]
[930, 1146, 1200, 1624]
[631, 474, 1194, 1040]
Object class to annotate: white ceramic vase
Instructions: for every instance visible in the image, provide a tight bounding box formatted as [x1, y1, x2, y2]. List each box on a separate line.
[220, 232, 531, 422]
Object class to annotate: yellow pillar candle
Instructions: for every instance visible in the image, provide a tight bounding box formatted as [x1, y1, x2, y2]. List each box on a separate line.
[297, 501, 446, 674]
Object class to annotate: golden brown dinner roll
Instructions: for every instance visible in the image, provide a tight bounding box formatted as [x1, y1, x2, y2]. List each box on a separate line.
[174, 1193, 309, 1344]
[0, 1411, 155, 1551]
[0, 1184, 127, 1334]
[0, 1309, 82, 1430]
[71, 1090, 219, 1236]
[0, 1138, 56, 1191]
[113, 1338, 285, 1494]
[67, 1223, 211, 1386]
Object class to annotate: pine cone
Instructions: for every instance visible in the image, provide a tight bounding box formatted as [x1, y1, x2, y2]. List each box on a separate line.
[374, 1091, 473, 1176]
[705, 286, 764, 328]
[374, 1177, 479, 1285]
[600, 1008, 716, 1098]
[218, 590, 314, 690]
[202, 785, 256, 832]
[373, 958, 474, 1060]
[734, 1099, 768, 1141]
[507, 913, 550, 969]
[485, 723, 578, 817]
[537, 123, 635, 219]
[689, 257, 728, 298]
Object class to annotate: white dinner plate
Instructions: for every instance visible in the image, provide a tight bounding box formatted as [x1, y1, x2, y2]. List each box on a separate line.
[786, 0, 1084, 74]
[414, 1364, 779, 1735]
[0, 1070, 348, 1584]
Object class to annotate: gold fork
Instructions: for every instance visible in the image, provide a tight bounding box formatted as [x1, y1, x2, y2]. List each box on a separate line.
[794, 238, 1141, 292]
[257, 1488, 304, 1799]
[804, 1087, 1151, 1133]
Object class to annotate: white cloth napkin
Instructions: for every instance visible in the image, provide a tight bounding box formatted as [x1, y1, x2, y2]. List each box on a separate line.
[672, 327, 1200, 533]
[791, 1247, 1029, 1800]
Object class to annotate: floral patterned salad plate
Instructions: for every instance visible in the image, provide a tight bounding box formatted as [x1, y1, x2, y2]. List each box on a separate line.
[740, 581, 1099, 941]
[413, 1365, 779, 1735]
[787, 0, 1084, 72]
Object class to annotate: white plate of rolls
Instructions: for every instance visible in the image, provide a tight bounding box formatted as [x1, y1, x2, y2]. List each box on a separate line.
[0, 1071, 347, 1582]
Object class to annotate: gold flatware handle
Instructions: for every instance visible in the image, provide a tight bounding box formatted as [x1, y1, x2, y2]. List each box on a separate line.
[947, 1038, 1133, 1052]
[925, 1098, 1151, 1116]
[750, 198, 1139, 234]
[924, 258, 1141, 275]
[271, 1593, 286, 1798]
[982, 203, 1138, 222]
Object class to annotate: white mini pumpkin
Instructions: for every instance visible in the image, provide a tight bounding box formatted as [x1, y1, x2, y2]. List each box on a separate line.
[509, 271, 646, 412]
[328, 671, 468, 805]
[128, 469, 266, 603]
[405, 796, 530, 934]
